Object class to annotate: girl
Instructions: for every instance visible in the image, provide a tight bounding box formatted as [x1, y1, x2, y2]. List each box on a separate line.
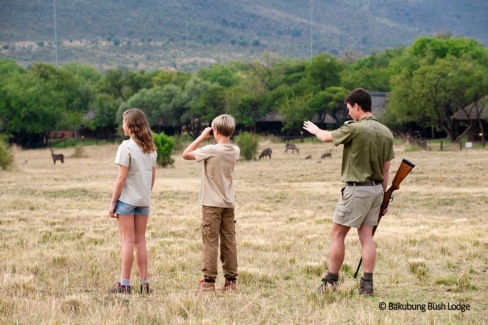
[108, 108, 157, 294]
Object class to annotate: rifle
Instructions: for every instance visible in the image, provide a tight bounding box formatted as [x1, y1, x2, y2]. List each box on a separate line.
[353, 158, 416, 279]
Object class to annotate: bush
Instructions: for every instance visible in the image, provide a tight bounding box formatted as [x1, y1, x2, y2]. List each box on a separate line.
[153, 132, 176, 167]
[236, 132, 258, 161]
[0, 135, 14, 170]
[71, 144, 88, 158]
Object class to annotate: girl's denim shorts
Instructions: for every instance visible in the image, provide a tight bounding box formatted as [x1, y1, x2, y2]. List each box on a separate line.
[114, 200, 150, 216]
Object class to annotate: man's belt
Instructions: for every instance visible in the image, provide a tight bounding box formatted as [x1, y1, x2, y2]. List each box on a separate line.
[346, 181, 383, 186]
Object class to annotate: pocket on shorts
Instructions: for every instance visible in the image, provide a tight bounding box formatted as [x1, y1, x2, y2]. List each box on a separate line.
[335, 204, 351, 219]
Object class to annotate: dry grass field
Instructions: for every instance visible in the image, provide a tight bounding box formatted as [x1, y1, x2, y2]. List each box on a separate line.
[1, 140, 487, 324]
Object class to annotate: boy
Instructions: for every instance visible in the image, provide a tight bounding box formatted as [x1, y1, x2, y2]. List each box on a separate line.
[182, 114, 240, 292]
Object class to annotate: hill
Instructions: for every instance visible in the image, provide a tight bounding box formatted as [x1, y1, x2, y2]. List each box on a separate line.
[1, 0, 487, 71]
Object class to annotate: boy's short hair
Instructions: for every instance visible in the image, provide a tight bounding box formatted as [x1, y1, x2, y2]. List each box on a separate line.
[345, 88, 372, 112]
[212, 114, 235, 137]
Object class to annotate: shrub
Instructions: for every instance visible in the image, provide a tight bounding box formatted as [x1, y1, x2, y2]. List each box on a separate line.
[71, 145, 88, 158]
[0, 135, 14, 170]
[236, 132, 258, 161]
[153, 132, 175, 167]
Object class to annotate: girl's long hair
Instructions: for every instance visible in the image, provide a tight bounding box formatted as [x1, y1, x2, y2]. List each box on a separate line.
[123, 108, 156, 153]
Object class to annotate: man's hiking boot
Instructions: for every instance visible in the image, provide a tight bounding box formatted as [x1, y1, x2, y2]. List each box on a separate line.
[317, 276, 337, 293]
[359, 277, 374, 296]
[110, 282, 132, 294]
[223, 278, 237, 292]
[194, 279, 216, 292]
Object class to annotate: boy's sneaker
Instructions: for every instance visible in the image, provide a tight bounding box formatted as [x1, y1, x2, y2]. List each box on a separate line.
[359, 277, 374, 296]
[223, 278, 237, 291]
[140, 283, 151, 295]
[194, 279, 215, 292]
[317, 276, 337, 293]
[110, 282, 132, 294]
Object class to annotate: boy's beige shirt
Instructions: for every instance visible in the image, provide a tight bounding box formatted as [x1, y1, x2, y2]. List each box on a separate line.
[193, 143, 240, 208]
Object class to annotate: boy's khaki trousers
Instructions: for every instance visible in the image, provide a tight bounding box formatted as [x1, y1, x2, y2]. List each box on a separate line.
[201, 206, 238, 280]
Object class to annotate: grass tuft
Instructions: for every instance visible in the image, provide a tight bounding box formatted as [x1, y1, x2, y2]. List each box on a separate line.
[408, 259, 428, 280]
[60, 297, 85, 314]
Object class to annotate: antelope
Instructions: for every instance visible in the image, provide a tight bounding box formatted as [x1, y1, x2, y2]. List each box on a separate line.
[284, 143, 299, 154]
[321, 151, 332, 159]
[259, 148, 272, 160]
[50, 150, 64, 164]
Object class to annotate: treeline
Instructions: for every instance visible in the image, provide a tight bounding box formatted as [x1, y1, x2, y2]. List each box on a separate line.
[1, 35, 487, 148]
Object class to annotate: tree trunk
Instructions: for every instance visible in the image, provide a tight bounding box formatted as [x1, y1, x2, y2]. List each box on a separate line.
[455, 120, 475, 142]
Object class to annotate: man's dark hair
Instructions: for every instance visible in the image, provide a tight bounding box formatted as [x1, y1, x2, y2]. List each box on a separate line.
[345, 88, 372, 112]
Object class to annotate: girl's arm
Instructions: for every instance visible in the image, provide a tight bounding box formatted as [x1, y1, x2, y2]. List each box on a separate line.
[151, 167, 156, 190]
[108, 165, 129, 217]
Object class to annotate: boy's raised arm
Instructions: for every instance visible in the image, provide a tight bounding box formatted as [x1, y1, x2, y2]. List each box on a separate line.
[182, 127, 213, 160]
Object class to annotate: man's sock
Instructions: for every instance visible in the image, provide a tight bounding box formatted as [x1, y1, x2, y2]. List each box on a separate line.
[326, 271, 339, 282]
[120, 278, 131, 286]
[362, 272, 373, 282]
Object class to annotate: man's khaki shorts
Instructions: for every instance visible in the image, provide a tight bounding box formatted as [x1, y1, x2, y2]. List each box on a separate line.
[332, 185, 384, 228]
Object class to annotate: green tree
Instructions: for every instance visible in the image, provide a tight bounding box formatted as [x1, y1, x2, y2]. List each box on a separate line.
[389, 36, 488, 141]
[307, 53, 344, 91]
[310, 87, 349, 128]
[391, 56, 488, 141]
[99, 67, 151, 102]
[198, 63, 242, 87]
[152, 70, 191, 89]
[341, 47, 404, 92]
[271, 59, 308, 88]
[118, 87, 172, 128]
[177, 76, 221, 137]
[156, 85, 184, 129]
[225, 80, 267, 130]
[278, 93, 315, 130]
[63, 62, 101, 84]
[0, 59, 25, 132]
[409, 36, 485, 63]
[90, 93, 120, 137]
[224, 58, 277, 130]
[3, 65, 70, 146]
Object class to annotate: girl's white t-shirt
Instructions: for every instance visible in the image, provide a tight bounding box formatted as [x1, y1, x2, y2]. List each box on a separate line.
[115, 138, 157, 206]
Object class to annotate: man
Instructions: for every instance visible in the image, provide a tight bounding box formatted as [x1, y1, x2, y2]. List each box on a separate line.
[303, 88, 395, 295]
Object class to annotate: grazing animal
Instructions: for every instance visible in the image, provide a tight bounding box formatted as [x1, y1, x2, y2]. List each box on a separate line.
[259, 148, 272, 160]
[284, 143, 299, 154]
[305, 155, 312, 160]
[321, 151, 332, 159]
[50, 150, 64, 165]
